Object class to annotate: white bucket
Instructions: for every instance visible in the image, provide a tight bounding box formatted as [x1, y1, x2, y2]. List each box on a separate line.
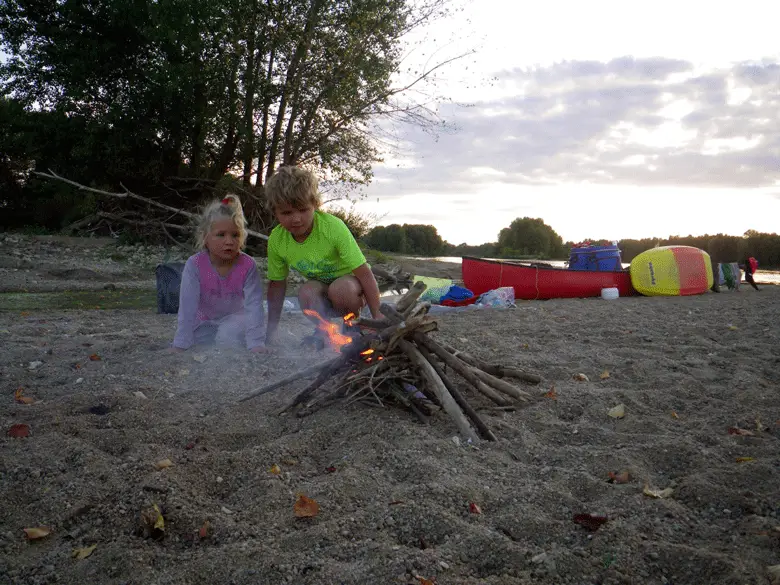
[601, 287, 619, 300]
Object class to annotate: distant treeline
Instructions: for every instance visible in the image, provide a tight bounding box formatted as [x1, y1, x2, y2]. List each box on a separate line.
[606, 231, 780, 267]
[363, 217, 566, 259]
[362, 219, 780, 268]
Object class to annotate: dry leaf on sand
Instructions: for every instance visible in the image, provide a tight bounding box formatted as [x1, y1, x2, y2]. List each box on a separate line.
[607, 404, 625, 419]
[269, 464, 281, 475]
[469, 502, 482, 514]
[573, 373, 589, 382]
[72, 544, 97, 559]
[294, 495, 319, 518]
[14, 387, 36, 404]
[23, 527, 52, 540]
[154, 458, 173, 470]
[607, 471, 631, 484]
[728, 427, 754, 436]
[600, 370, 610, 380]
[199, 520, 211, 539]
[573, 513, 608, 531]
[643, 484, 674, 499]
[7, 423, 31, 438]
[736, 457, 755, 463]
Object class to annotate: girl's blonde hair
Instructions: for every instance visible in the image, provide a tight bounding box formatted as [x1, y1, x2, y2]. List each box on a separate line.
[264, 165, 322, 211]
[195, 193, 247, 249]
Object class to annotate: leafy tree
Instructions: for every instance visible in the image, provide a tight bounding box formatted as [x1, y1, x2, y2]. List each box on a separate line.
[0, 0, 467, 230]
[496, 217, 565, 259]
[325, 205, 381, 240]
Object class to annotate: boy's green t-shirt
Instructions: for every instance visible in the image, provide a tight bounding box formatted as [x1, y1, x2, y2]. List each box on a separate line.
[267, 211, 367, 283]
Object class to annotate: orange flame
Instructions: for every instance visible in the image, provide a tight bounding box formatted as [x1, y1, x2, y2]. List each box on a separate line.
[343, 312, 356, 325]
[303, 309, 353, 349]
[360, 348, 375, 356]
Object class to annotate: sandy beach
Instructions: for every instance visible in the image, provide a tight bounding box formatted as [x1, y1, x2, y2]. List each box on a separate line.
[1, 235, 779, 585]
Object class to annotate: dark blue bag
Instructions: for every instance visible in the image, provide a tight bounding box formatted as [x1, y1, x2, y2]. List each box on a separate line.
[155, 263, 185, 314]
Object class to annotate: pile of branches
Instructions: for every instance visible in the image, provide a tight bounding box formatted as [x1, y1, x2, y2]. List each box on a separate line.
[240, 282, 541, 442]
[35, 170, 271, 250]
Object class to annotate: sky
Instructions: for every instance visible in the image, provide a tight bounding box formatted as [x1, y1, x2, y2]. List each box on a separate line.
[345, 0, 780, 245]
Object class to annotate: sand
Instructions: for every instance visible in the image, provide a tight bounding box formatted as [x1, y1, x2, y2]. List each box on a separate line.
[1, 235, 779, 585]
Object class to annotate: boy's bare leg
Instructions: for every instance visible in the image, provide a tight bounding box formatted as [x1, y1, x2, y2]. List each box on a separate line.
[298, 281, 331, 322]
[327, 275, 365, 316]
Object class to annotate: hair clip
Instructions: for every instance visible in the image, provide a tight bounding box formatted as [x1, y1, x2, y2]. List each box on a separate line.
[221, 197, 231, 205]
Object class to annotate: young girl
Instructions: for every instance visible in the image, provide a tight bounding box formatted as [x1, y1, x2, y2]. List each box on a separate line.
[263, 166, 381, 346]
[170, 194, 267, 352]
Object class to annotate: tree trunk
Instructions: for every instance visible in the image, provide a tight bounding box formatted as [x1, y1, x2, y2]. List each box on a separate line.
[265, 0, 325, 181]
[190, 78, 206, 174]
[241, 0, 260, 187]
[255, 44, 276, 189]
[213, 48, 241, 178]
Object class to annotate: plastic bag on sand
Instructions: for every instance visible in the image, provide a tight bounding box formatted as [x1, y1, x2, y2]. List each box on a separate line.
[475, 286, 516, 308]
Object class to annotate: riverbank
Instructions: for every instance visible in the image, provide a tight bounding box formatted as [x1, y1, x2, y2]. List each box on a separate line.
[1, 234, 779, 584]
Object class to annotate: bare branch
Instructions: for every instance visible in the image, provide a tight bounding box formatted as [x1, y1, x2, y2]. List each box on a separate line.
[34, 170, 269, 241]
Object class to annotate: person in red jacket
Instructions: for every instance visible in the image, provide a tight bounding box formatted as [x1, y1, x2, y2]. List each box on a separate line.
[743, 257, 760, 291]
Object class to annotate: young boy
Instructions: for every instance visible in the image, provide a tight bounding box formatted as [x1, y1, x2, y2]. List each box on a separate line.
[263, 166, 382, 346]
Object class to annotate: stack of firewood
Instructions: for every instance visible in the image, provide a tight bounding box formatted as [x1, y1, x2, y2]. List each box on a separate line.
[239, 282, 541, 441]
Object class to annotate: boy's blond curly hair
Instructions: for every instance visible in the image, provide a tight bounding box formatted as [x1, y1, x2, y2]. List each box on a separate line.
[195, 193, 247, 250]
[264, 166, 322, 212]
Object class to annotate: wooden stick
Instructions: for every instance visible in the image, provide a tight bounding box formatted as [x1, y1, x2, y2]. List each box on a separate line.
[414, 334, 512, 406]
[354, 317, 392, 330]
[471, 368, 532, 402]
[389, 384, 430, 425]
[395, 281, 427, 313]
[379, 302, 404, 323]
[284, 356, 348, 411]
[96, 211, 191, 232]
[238, 357, 342, 402]
[439, 342, 542, 384]
[398, 339, 478, 442]
[404, 301, 431, 320]
[418, 345, 497, 441]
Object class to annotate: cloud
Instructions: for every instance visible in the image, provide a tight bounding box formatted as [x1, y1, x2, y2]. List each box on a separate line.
[368, 57, 780, 199]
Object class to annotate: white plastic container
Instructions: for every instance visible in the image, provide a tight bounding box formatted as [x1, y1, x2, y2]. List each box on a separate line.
[601, 287, 619, 300]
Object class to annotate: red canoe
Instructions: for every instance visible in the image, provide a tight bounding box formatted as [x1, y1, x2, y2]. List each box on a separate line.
[462, 256, 636, 300]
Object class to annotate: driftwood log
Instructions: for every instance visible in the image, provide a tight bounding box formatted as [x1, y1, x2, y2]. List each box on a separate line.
[34, 169, 410, 288]
[238, 284, 541, 441]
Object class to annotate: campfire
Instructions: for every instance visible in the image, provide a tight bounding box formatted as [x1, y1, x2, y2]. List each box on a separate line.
[240, 282, 542, 441]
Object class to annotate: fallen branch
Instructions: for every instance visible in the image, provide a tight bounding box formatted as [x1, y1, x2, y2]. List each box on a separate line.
[439, 341, 542, 384]
[96, 211, 190, 232]
[35, 169, 269, 241]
